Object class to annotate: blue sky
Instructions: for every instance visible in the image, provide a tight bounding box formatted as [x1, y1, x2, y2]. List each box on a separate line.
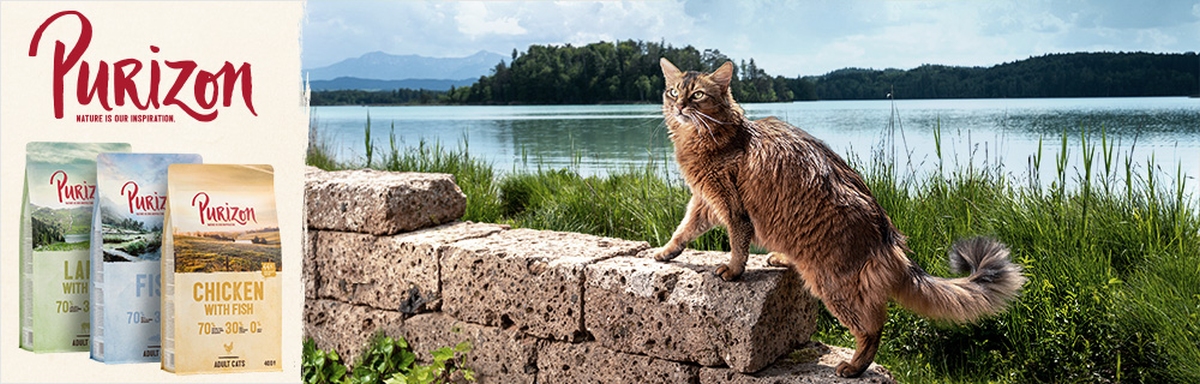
[303, 0, 1200, 77]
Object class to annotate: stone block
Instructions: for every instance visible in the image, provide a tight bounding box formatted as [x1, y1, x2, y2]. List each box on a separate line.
[306, 169, 465, 235]
[537, 341, 699, 384]
[305, 165, 325, 177]
[312, 222, 506, 313]
[304, 229, 318, 299]
[303, 299, 405, 364]
[403, 313, 538, 384]
[585, 250, 818, 373]
[699, 342, 895, 383]
[442, 228, 649, 341]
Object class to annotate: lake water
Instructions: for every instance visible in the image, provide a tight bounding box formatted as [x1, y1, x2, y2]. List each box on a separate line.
[311, 97, 1200, 197]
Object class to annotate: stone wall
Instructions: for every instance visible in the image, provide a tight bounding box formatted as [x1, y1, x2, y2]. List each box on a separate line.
[303, 168, 894, 383]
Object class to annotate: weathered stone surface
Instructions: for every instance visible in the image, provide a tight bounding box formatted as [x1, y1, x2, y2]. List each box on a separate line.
[303, 299, 405, 364]
[305, 230, 318, 299]
[537, 341, 699, 384]
[700, 342, 895, 384]
[306, 169, 465, 235]
[585, 250, 818, 373]
[404, 313, 539, 384]
[305, 165, 325, 177]
[312, 222, 507, 313]
[442, 228, 649, 341]
[301, 170, 899, 381]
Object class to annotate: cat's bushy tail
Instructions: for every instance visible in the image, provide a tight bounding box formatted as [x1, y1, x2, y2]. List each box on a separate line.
[893, 237, 1026, 323]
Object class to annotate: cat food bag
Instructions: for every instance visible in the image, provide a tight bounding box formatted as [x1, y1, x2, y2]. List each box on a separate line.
[161, 164, 282, 374]
[90, 153, 202, 363]
[20, 142, 131, 352]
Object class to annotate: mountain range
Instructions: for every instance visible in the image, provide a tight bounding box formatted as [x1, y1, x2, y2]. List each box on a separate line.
[304, 50, 506, 91]
[307, 78, 478, 92]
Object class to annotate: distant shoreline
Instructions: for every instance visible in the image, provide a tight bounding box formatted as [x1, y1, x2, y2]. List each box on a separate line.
[309, 48, 1199, 106]
[308, 94, 1199, 108]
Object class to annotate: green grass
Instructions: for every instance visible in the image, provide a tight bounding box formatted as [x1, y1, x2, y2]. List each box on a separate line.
[35, 241, 90, 252]
[307, 114, 342, 171]
[173, 234, 282, 273]
[832, 124, 1199, 383]
[308, 121, 1200, 383]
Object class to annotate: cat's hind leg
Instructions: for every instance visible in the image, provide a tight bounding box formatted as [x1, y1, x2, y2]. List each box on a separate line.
[817, 286, 888, 378]
[837, 311, 884, 378]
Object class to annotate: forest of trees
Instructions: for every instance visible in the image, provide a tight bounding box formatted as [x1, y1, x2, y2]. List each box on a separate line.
[309, 41, 1200, 105]
[310, 88, 448, 105]
[447, 41, 811, 104]
[816, 52, 1200, 99]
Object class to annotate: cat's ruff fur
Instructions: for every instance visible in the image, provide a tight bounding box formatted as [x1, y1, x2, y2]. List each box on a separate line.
[652, 58, 1026, 378]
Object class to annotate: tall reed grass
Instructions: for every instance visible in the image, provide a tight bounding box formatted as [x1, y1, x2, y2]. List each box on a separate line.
[837, 122, 1199, 383]
[307, 118, 1198, 383]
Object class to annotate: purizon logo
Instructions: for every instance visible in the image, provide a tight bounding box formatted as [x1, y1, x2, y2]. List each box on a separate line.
[27, 10, 256, 122]
[191, 192, 256, 226]
[120, 181, 166, 215]
[50, 170, 95, 205]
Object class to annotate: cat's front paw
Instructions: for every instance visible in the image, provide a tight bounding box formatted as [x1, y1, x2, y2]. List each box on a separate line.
[714, 263, 744, 281]
[652, 246, 683, 262]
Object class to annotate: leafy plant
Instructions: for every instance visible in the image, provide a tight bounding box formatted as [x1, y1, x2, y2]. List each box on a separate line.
[303, 338, 347, 384]
[386, 341, 475, 384]
[347, 333, 416, 384]
[303, 335, 475, 384]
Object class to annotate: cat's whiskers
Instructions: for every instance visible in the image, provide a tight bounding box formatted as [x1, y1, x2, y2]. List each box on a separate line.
[693, 110, 734, 126]
[660, 119, 678, 140]
[685, 110, 719, 144]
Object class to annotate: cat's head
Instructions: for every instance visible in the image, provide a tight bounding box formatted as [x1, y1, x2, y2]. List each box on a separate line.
[660, 58, 741, 131]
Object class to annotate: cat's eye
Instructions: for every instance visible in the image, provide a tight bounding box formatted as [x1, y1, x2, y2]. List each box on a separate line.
[667, 88, 679, 98]
[691, 91, 705, 100]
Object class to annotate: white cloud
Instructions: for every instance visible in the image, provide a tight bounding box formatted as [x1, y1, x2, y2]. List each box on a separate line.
[1136, 29, 1178, 48]
[304, 0, 1200, 76]
[303, 2, 460, 67]
[455, 2, 527, 38]
[514, 1, 692, 46]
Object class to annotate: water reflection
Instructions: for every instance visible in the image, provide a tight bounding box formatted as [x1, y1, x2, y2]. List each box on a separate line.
[312, 97, 1199, 197]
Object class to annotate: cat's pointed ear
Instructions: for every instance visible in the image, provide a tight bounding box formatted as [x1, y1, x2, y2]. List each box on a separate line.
[711, 61, 735, 88]
[660, 58, 682, 83]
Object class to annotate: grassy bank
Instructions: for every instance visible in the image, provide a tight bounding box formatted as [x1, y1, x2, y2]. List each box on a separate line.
[307, 122, 1199, 383]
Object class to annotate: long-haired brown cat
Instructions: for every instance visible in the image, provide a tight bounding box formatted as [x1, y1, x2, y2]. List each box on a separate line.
[653, 58, 1026, 378]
